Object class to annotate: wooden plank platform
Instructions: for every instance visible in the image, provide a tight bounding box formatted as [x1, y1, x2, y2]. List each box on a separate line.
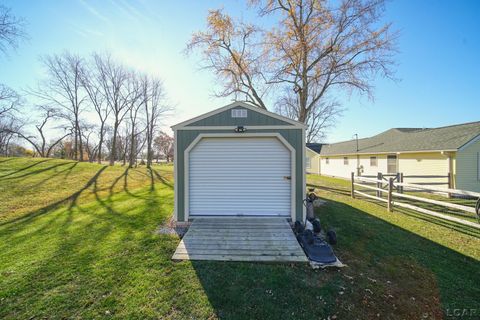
[172, 217, 307, 262]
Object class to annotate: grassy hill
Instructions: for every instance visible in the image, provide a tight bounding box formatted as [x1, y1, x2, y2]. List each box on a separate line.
[0, 157, 173, 223]
[0, 157, 479, 319]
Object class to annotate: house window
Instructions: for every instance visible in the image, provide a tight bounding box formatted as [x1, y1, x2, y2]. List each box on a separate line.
[326, 157, 329, 164]
[231, 109, 247, 118]
[344, 157, 348, 165]
[387, 155, 397, 173]
[370, 156, 377, 167]
[306, 156, 311, 169]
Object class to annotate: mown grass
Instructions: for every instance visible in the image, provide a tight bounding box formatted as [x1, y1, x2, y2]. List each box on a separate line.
[308, 174, 480, 316]
[0, 158, 479, 319]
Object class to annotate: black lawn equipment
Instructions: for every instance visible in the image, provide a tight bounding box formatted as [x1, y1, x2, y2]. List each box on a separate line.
[295, 188, 344, 268]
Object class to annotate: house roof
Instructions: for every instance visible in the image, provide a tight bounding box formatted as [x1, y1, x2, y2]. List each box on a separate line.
[306, 143, 323, 153]
[320, 121, 480, 156]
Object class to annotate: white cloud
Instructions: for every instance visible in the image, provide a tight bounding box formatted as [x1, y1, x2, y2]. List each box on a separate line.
[77, 0, 110, 23]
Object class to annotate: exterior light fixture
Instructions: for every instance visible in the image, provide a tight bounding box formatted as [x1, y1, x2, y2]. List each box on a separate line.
[234, 126, 246, 133]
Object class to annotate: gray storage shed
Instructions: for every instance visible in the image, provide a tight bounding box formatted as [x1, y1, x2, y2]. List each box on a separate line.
[171, 102, 306, 222]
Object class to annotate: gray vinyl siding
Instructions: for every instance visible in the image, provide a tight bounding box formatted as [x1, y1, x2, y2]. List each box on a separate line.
[186, 107, 293, 127]
[455, 136, 480, 192]
[176, 128, 304, 221]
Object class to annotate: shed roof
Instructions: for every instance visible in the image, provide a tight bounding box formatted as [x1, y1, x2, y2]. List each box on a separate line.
[171, 101, 307, 129]
[320, 121, 480, 156]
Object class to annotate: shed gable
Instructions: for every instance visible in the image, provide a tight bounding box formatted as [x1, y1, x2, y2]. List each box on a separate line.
[186, 106, 293, 127]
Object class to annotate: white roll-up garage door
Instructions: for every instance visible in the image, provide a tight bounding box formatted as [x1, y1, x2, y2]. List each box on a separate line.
[189, 137, 291, 217]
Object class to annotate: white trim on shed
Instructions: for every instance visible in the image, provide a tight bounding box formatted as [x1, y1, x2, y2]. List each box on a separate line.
[183, 133, 297, 221]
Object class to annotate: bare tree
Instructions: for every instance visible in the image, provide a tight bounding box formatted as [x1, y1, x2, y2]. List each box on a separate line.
[94, 53, 134, 166]
[0, 5, 26, 56]
[187, 9, 268, 109]
[14, 106, 71, 158]
[125, 74, 145, 167]
[29, 52, 87, 160]
[0, 85, 21, 155]
[0, 84, 19, 116]
[154, 131, 174, 163]
[189, 0, 397, 141]
[276, 90, 343, 142]
[0, 116, 20, 156]
[81, 123, 99, 162]
[0, 5, 26, 154]
[80, 57, 110, 163]
[305, 101, 343, 142]
[120, 124, 130, 166]
[142, 76, 171, 168]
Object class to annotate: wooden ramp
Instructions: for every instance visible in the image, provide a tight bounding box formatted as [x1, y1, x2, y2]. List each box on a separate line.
[172, 217, 307, 262]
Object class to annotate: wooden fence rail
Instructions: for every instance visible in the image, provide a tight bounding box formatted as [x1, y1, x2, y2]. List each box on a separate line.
[350, 172, 480, 229]
[362, 172, 453, 195]
[395, 181, 480, 198]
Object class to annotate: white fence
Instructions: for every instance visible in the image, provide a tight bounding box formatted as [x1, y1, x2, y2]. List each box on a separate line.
[350, 173, 480, 229]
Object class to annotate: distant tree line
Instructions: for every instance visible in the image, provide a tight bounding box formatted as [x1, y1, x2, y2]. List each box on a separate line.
[2, 1, 398, 148]
[1, 52, 174, 167]
[0, 6, 174, 167]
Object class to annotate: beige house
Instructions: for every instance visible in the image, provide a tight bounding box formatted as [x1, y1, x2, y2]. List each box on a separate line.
[306, 143, 322, 174]
[310, 122, 480, 192]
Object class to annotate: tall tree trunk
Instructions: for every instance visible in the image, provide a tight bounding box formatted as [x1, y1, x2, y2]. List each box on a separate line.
[110, 120, 118, 166]
[122, 147, 127, 166]
[73, 126, 78, 160]
[146, 139, 152, 167]
[98, 123, 104, 164]
[78, 122, 84, 161]
[146, 121, 153, 168]
[129, 127, 136, 167]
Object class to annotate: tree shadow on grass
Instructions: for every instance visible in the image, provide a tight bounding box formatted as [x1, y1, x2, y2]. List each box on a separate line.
[0, 157, 15, 164]
[187, 199, 480, 320]
[1, 161, 76, 181]
[29, 162, 79, 189]
[151, 168, 174, 189]
[0, 166, 108, 228]
[0, 158, 53, 178]
[1, 163, 174, 231]
[0, 164, 178, 319]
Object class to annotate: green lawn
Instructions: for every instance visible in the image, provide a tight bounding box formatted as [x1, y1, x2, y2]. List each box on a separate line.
[0, 158, 479, 319]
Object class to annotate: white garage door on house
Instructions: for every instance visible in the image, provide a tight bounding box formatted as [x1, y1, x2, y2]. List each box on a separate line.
[188, 137, 291, 217]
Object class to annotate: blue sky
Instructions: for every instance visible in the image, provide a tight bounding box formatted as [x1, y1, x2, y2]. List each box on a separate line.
[1, 0, 479, 142]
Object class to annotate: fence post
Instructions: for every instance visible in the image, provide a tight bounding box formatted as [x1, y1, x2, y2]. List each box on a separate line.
[388, 177, 393, 212]
[395, 173, 400, 193]
[447, 172, 452, 198]
[351, 172, 355, 198]
[399, 172, 404, 194]
[377, 172, 382, 198]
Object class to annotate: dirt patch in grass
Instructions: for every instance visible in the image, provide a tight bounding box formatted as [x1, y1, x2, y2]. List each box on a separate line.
[157, 217, 190, 238]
